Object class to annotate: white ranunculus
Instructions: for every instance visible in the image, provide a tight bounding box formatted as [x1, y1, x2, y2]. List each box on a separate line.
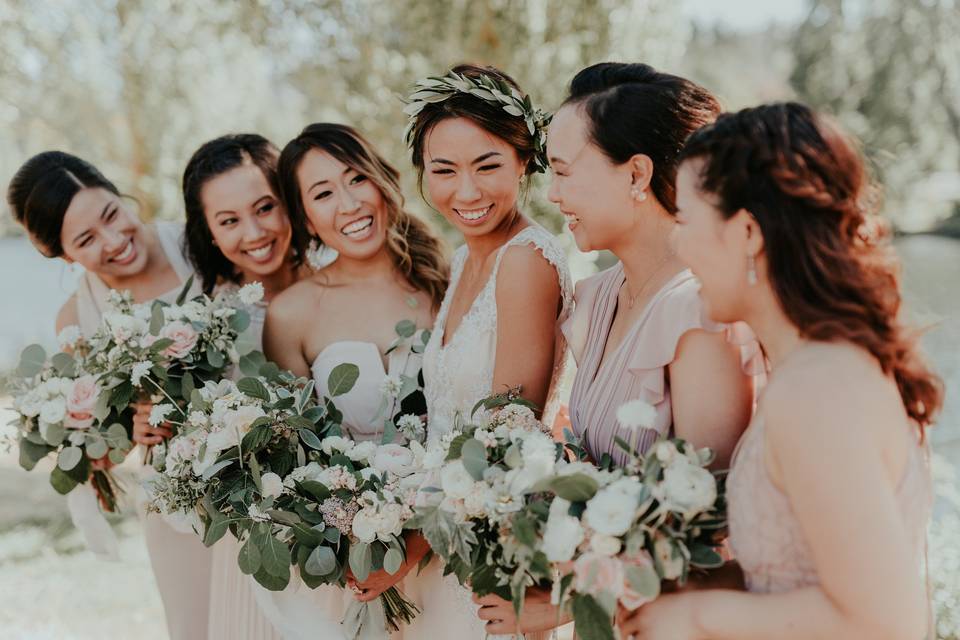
[607, 475, 644, 500]
[661, 459, 717, 516]
[40, 397, 67, 424]
[508, 432, 557, 494]
[589, 533, 622, 557]
[347, 440, 378, 463]
[321, 435, 355, 456]
[541, 512, 585, 562]
[440, 460, 476, 499]
[584, 486, 639, 537]
[616, 399, 657, 431]
[371, 444, 417, 478]
[260, 472, 284, 498]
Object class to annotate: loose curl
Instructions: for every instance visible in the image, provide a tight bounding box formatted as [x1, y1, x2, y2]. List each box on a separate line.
[278, 123, 448, 311]
[679, 102, 943, 431]
[181, 134, 291, 294]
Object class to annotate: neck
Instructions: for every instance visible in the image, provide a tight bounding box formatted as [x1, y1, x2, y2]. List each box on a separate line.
[462, 208, 525, 265]
[323, 246, 397, 285]
[742, 284, 805, 367]
[611, 206, 682, 297]
[239, 261, 298, 303]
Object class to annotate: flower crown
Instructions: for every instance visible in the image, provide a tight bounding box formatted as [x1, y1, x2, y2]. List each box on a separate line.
[402, 70, 552, 174]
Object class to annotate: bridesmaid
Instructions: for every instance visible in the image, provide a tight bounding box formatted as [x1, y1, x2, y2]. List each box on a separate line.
[262, 122, 447, 639]
[477, 62, 758, 635]
[6, 151, 210, 640]
[618, 103, 940, 639]
[181, 133, 306, 640]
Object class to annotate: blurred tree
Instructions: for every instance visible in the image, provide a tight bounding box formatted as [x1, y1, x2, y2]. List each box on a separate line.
[790, 0, 960, 230]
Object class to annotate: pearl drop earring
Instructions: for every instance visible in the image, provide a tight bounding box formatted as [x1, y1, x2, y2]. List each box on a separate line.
[747, 254, 758, 285]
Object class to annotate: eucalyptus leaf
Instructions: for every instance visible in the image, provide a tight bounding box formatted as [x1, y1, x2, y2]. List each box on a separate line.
[304, 545, 337, 576]
[460, 438, 488, 481]
[238, 536, 261, 575]
[348, 542, 373, 582]
[85, 434, 108, 460]
[327, 363, 359, 397]
[299, 428, 323, 450]
[40, 421, 66, 447]
[57, 446, 83, 471]
[383, 547, 403, 575]
[16, 344, 46, 378]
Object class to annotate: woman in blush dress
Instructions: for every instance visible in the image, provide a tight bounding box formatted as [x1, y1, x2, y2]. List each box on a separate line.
[7, 151, 209, 640]
[261, 122, 447, 640]
[180, 132, 310, 640]
[618, 103, 940, 640]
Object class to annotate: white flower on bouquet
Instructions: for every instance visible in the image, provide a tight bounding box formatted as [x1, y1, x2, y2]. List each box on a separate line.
[149, 403, 175, 426]
[353, 503, 404, 544]
[187, 411, 208, 428]
[440, 460, 476, 499]
[462, 482, 495, 518]
[260, 472, 284, 498]
[371, 443, 417, 477]
[397, 414, 425, 442]
[507, 431, 557, 494]
[496, 404, 541, 431]
[17, 390, 44, 418]
[63, 375, 100, 430]
[238, 282, 264, 305]
[379, 374, 403, 398]
[104, 312, 147, 344]
[653, 440, 679, 464]
[321, 435, 355, 456]
[180, 300, 208, 323]
[222, 404, 266, 436]
[347, 441, 378, 463]
[422, 441, 448, 470]
[588, 533, 622, 557]
[541, 498, 585, 562]
[57, 325, 82, 350]
[131, 361, 152, 387]
[247, 503, 271, 523]
[661, 458, 717, 517]
[40, 397, 67, 424]
[158, 321, 200, 360]
[584, 485, 639, 537]
[616, 399, 657, 431]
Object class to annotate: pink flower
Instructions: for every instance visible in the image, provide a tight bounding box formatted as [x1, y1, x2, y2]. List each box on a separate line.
[159, 321, 199, 360]
[64, 375, 100, 430]
[619, 551, 659, 610]
[573, 552, 624, 600]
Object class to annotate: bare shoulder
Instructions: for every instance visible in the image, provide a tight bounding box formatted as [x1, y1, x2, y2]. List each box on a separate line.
[266, 278, 323, 324]
[496, 242, 561, 297]
[55, 295, 79, 332]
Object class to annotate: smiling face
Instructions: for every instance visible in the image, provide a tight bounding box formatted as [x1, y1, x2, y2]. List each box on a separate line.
[296, 148, 388, 261]
[59, 187, 149, 276]
[546, 104, 637, 253]
[200, 162, 292, 281]
[423, 117, 527, 238]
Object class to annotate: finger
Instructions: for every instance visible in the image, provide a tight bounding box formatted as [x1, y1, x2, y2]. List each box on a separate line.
[476, 606, 504, 621]
[357, 589, 381, 603]
[474, 594, 503, 605]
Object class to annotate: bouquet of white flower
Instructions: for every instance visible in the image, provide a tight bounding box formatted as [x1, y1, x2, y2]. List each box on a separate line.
[407, 393, 566, 616]
[9, 332, 133, 511]
[85, 279, 259, 461]
[545, 400, 727, 640]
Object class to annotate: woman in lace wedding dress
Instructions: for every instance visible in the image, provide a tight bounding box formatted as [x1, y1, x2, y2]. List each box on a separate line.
[262, 122, 447, 639]
[396, 64, 572, 640]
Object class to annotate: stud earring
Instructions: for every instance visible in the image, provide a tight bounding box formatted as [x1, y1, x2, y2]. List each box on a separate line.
[747, 254, 758, 285]
[630, 186, 647, 202]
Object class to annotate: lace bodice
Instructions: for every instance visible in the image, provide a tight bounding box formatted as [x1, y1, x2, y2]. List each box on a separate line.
[422, 225, 572, 445]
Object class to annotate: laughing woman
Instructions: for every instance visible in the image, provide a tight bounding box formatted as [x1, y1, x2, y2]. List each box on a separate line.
[618, 103, 940, 640]
[7, 152, 210, 640]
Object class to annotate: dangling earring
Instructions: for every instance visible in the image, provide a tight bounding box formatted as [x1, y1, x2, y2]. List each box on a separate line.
[630, 186, 647, 202]
[746, 254, 758, 285]
[306, 238, 338, 271]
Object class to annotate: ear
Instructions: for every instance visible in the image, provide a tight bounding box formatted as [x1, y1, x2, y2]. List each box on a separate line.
[731, 208, 764, 257]
[628, 153, 654, 191]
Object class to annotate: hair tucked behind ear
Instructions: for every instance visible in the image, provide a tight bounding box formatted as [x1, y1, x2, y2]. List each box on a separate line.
[680, 102, 943, 432]
[279, 123, 449, 310]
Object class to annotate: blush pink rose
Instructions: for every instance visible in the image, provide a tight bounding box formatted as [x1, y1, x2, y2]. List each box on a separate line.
[159, 321, 199, 360]
[619, 551, 659, 610]
[573, 552, 625, 600]
[64, 375, 100, 430]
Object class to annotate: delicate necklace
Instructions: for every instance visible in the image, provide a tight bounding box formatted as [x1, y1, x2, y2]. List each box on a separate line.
[624, 249, 676, 309]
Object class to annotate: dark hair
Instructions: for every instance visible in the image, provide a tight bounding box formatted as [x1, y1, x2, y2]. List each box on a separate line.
[7, 151, 121, 257]
[679, 102, 943, 432]
[408, 63, 541, 191]
[563, 62, 721, 213]
[182, 133, 290, 293]
[278, 122, 448, 310]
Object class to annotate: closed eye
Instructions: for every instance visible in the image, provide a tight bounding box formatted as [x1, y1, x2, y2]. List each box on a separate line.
[314, 191, 332, 200]
[257, 202, 275, 215]
[478, 164, 501, 172]
[430, 168, 454, 175]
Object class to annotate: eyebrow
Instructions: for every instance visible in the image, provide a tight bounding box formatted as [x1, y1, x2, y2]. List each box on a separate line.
[429, 151, 503, 165]
[72, 201, 114, 244]
[308, 167, 353, 192]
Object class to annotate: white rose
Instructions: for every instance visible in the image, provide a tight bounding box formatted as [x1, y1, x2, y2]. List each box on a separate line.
[347, 441, 378, 463]
[351, 507, 379, 543]
[321, 435, 355, 456]
[371, 444, 417, 478]
[541, 512, 585, 562]
[260, 472, 284, 498]
[440, 460, 476, 499]
[205, 427, 239, 455]
[583, 487, 639, 537]
[376, 504, 404, 541]
[222, 405, 266, 436]
[40, 397, 67, 424]
[589, 534, 622, 557]
[653, 534, 684, 580]
[661, 459, 717, 516]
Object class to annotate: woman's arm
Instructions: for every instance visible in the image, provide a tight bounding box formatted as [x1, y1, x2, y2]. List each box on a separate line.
[669, 328, 752, 468]
[262, 290, 312, 378]
[491, 245, 562, 410]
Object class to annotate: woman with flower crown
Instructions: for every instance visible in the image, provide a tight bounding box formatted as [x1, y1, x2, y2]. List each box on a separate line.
[345, 64, 572, 640]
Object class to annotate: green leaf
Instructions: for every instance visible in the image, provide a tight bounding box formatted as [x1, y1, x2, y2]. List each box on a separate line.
[689, 543, 724, 569]
[18, 438, 51, 471]
[266, 510, 302, 526]
[571, 594, 615, 640]
[252, 565, 289, 591]
[206, 342, 225, 369]
[259, 535, 292, 578]
[512, 514, 537, 547]
[238, 536, 261, 575]
[395, 319, 416, 338]
[108, 449, 127, 465]
[460, 438, 488, 481]
[327, 363, 359, 397]
[241, 424, 273, 453]
[550, 473, 599, 502]
[40, 421, 66, 447]
[109, 381, 134, 411]
[16, 344, 46, 378]
[349, 542, 373, 582]
[239, 351, 267, 377]
[299, 428, 323, 450]
[180, 372, 195, 400]
[85, 434, 108, 460]
[57, 446, 83, 471]
[230, 309, 251, 333]
[383, 547, 403, 575]
[445, 433, 470, 461]
[624, 562, 661, 600]
[149, 302, 165, 335]
[50, 466, 80, 494]
[304, 545, 337, 576]
[286, 415, 317, 431]
[51, 352, 76, 377]
[237, 377, 270, 401]
[299, 480, 332, 502]
[93, 391, 111, 421]
[175, 276, 195, 305]
[105, 423, 130, 448]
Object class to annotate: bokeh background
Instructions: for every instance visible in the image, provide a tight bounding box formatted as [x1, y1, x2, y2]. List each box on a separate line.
[0, 0, 958, 638]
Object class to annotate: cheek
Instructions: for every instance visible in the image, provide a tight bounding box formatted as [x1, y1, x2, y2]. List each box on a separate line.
[305, 201, 337, 235]
[210, 226, 243, 255]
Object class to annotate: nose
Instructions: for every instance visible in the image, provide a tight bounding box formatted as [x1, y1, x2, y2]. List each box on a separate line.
[338, 189, 361, 215]
[102, 226, 127, 252]
[241, 215, 268, 242]
[546, 174, 561, 205]
[454, 173, 481, 203]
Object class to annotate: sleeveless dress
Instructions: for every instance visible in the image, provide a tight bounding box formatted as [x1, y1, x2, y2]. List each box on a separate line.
[72, 222, 211, 640]
[409, 224, 573, 639]
[250, 338, 422, 639]
[562, 265, 763, 466]
[207, 284, 283, 640]
[727, 410, 931, 593]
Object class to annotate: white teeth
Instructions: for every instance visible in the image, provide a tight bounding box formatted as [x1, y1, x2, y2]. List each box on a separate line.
[110, 240, 134, 262]
[342, 217, 373, 236]
[564, 213, 580, 223]
[456, 206, 491, 221]
[245, 243, 273, 260]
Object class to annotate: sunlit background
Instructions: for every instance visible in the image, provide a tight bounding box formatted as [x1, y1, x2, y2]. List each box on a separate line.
[1, 0, 958, 638]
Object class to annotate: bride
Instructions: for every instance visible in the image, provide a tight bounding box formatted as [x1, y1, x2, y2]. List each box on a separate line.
[263, 122, 448, 638]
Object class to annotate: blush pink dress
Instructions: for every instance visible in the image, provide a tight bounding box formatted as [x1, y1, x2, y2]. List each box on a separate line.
[563, 264, 762, 466]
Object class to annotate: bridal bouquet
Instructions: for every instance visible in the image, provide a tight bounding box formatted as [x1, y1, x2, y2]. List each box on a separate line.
[544, 400, 727, 640]
[8, 332, 133, 511]
[84, 279, 258, 459]
[408, 394, 566, 614]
